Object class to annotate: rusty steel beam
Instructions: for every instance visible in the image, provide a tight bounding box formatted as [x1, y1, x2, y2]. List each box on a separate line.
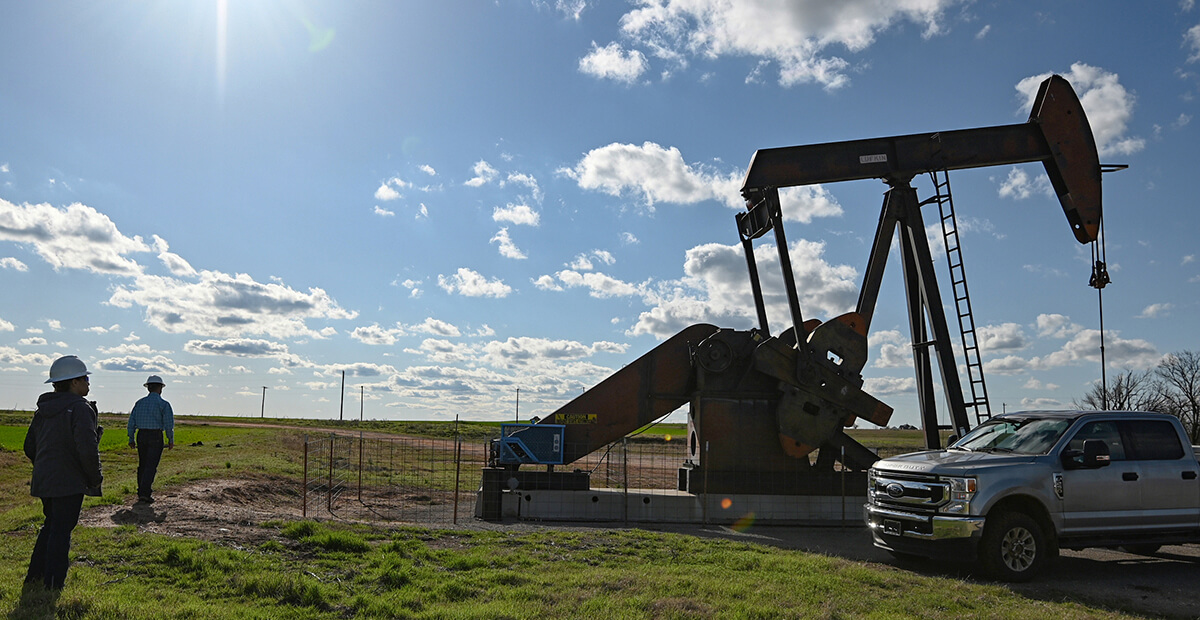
[741, 75, 1101, 244]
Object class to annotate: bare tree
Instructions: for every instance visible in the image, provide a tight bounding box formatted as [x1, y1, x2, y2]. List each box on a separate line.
[1075, 369, 1171, 412]
[1156, 351, 1200, 443]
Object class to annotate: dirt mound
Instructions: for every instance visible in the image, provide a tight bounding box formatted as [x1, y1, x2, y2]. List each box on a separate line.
[79, 476, 303, 546]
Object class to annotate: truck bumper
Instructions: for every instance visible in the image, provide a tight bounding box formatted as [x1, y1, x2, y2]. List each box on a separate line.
[864, 504, 985, 560]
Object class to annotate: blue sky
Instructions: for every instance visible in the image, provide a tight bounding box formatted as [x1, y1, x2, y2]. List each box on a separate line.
[1, 1, 1198, 430]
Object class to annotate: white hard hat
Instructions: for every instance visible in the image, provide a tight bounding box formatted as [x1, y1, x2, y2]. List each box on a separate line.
[144, 375, 165, 387]
[46, 355, 90, 383]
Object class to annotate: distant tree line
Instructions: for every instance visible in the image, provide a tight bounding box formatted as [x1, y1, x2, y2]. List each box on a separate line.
[1075, 350, 1200, 443]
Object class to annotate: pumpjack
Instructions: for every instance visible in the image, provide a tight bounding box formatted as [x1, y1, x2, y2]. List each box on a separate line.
[479, 75, 1104, 520]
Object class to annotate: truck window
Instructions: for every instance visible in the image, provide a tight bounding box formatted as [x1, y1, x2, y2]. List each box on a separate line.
[954, 417, 1069, 454]
[1124, 420, 1185, 460]
[1067, 421, 1126, 461]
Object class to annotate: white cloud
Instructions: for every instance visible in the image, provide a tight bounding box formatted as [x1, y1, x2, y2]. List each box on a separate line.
[1186, 24, 1200, 63]
[1031, 328, 1160, 370]
[1137, 303, 1173, 319]
[578, 41, 648, 84]
[412, 317, 461, 337]
[777, 185, 844, 223]
[437, 267, 512, 298]
[350, 323, 406, 346]
[464, 160, 499, 187]
[152, 235, 198, 278]
[1183, 255, 1195, 265]
[617, 0, 959, 89]
[374, 205, 395, 217]
[631, 239, 858, 339]
[975, 25, 990, 39]
[375, 176, 410, 201]
[0, 199, 148, 275]
[998, 167, 1052, 201]
[1015, 63, 1144, 157]
[561, 142, 742, 209]
[555, 269, 640, 298]
[1035, 313, 1082, 339]
[0, 317, 13, 331]
[95, 355, 207, 376]
[419, 164, 437, 176]
[108, 270, 356, 340]
[620, 232, 639, 245]
[569, 254, 594, 271]
[976, 323, 1027, 354]
[492, 204, 540, 226]
[490, 228, 527, 260]
[184, 338, 291, 358]
[869, 330, 912, 370]
[1, 257, 27, 271]
[532, 275, 562, 291]
[983, 355, 1030, 376]
[502, 173, 543, 202]
[864, 375, 916, 397]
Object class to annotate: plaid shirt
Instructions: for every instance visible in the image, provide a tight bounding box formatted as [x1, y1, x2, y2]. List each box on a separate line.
[127, 392, 175, 443]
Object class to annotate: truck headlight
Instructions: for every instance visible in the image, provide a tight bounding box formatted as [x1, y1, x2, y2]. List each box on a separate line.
[942, 476, 976, 514]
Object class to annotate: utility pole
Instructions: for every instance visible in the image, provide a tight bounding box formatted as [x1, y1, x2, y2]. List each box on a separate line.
[359, 385, 364, 423]
[260, 386, 267, 418]
[339, 370, 346, 421]
[515, 387, 520, 422]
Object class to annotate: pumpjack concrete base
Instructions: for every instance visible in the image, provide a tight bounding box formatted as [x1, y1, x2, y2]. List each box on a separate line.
[475, 487, 864, 526]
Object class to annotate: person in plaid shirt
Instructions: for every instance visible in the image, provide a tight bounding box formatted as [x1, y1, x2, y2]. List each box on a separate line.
[127, 375, 174, 503]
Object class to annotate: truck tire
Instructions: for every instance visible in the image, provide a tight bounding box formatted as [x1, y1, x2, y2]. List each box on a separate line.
[979, 511, 1049, 582]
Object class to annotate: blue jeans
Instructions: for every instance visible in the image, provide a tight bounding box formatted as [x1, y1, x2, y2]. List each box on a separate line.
[136, 429, 165, 498]
[26, 493, 84, 589]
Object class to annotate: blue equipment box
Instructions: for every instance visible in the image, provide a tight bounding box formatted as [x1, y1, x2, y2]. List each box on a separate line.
[496, 423, 565, 465]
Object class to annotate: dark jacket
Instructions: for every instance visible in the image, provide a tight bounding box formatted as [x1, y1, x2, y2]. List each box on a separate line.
[24, 392, 103, 497]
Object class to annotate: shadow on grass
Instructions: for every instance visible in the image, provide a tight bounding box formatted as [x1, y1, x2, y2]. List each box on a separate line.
[9, 582, 60, 620]
[109, 503, 167, 526]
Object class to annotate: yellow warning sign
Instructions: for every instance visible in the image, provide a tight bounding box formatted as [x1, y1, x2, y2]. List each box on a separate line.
[557, 413, 597, 424]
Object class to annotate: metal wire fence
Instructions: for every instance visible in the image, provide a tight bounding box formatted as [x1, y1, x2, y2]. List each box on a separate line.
[301, 431, 916, 525]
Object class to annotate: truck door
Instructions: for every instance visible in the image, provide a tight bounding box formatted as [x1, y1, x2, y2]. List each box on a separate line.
[1060, 421, 1141, 533]
[1123, 419, 1200, 530]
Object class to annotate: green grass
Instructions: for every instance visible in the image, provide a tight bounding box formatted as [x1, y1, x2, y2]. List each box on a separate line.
[0, 418, 1148, 619]
[0, 520, 1138, 620]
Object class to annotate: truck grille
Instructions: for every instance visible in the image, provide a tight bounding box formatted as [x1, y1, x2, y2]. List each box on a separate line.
[868, 470, 948, 513]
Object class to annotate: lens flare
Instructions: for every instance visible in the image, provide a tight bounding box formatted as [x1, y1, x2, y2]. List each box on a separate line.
[720, 497, 732, 509]
[731, 512, 756, 533]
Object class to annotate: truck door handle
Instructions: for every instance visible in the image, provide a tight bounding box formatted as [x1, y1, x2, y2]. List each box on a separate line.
[1184, 471, 1198, 480]
[1122, 472, 1138, 481]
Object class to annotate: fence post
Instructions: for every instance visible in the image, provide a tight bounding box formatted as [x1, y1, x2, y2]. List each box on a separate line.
[358, 430, 364, 503]
[453, 415, 462, 524]
[622, 437, 628, 526]
[702, 440, 709, 526]
[302, 435, 308, 518]
[327, 434, 335, 513]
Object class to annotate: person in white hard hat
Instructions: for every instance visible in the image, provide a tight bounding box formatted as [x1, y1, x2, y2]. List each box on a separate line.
[127, 375, 174, 504]
[23, 355, 104, 590]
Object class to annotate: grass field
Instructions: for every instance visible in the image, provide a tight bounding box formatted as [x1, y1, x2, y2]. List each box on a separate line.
[0, 417, 1147, 619]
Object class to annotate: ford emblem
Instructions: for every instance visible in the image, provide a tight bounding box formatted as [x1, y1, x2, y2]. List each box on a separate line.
[885, 483, 905, 498]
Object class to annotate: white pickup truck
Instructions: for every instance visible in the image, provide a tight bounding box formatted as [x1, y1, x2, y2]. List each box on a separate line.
[864, 410, 1200, 581]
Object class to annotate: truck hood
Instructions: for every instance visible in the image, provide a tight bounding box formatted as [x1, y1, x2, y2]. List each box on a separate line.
[873, 449, 1038, 475]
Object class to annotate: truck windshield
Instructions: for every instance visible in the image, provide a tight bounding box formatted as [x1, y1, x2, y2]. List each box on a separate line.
[952, 418, 1072, 455]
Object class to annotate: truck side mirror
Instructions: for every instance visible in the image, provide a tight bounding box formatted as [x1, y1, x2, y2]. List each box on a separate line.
[1061, 439, 1111, 469]
[1081, 439, 1111, 468]
[946, 434, 959, 446]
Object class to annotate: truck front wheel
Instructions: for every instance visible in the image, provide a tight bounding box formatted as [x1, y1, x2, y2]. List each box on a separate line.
[979, 511, 1049, 582]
